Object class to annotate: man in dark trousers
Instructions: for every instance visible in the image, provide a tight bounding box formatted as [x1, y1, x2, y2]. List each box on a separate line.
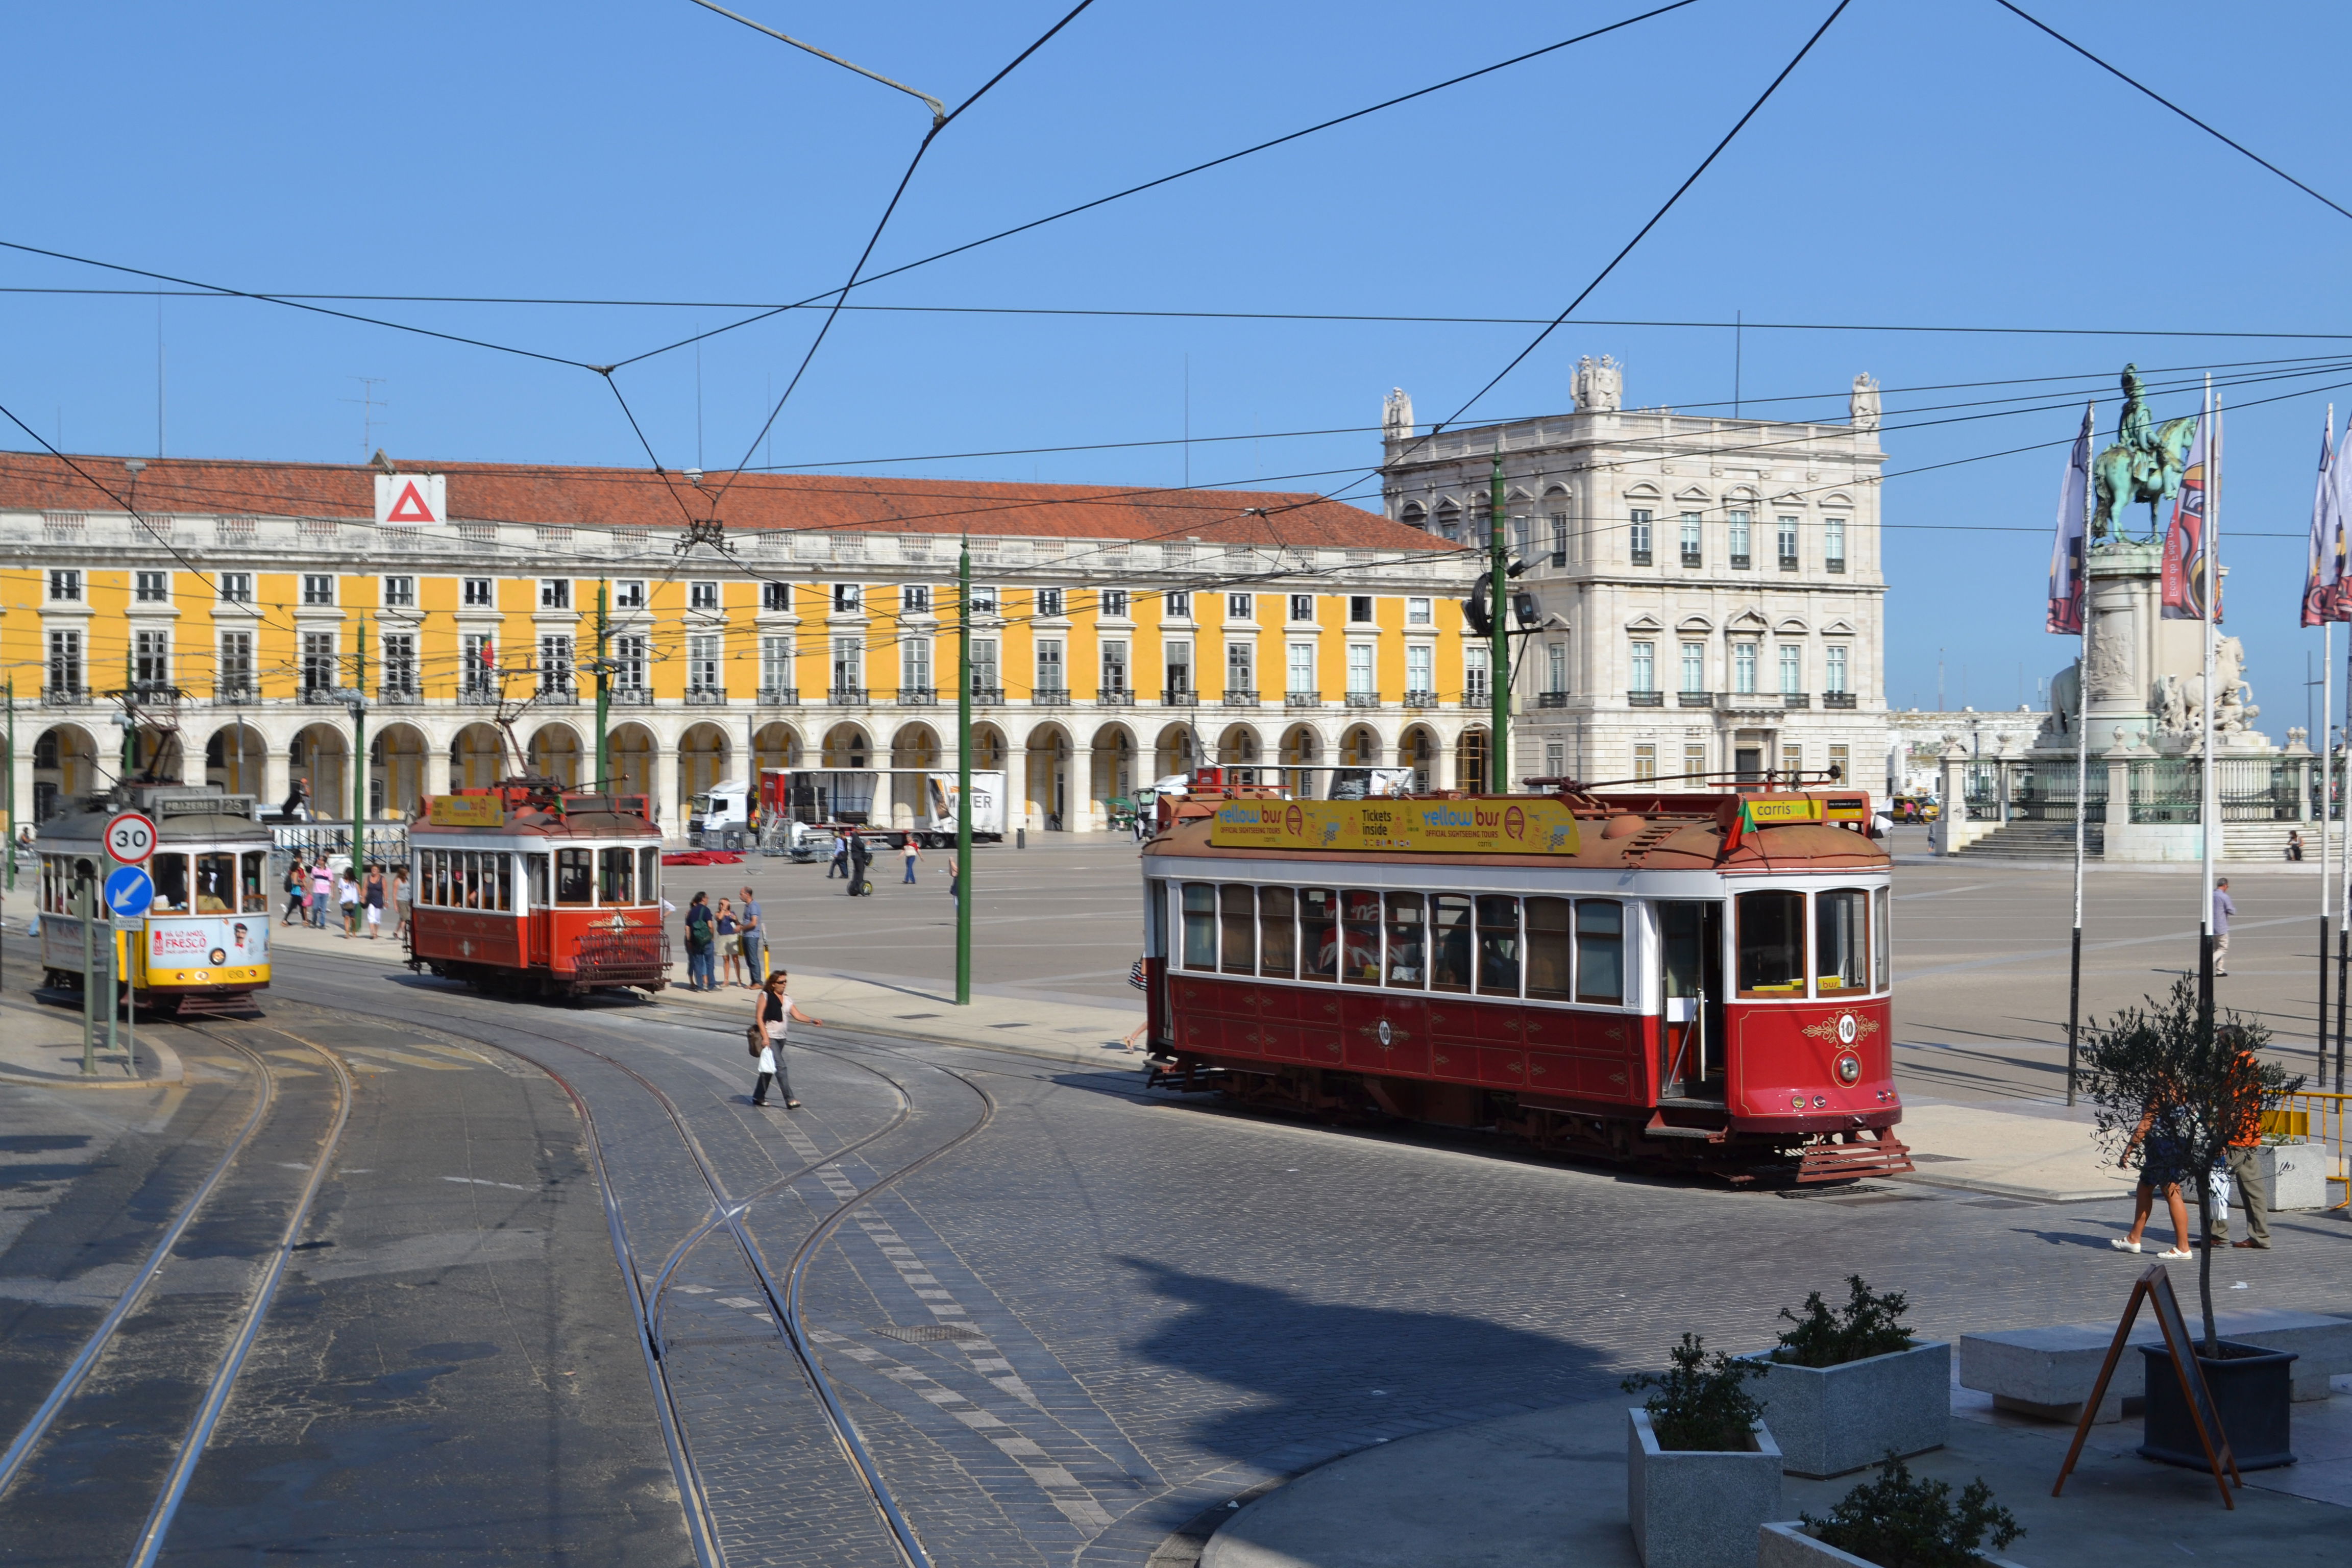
[847, 831, 874, 895]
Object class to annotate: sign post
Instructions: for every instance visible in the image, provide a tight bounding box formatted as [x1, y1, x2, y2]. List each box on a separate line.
[106, 865, 154, 1075]
[101, 810, 154, 1076]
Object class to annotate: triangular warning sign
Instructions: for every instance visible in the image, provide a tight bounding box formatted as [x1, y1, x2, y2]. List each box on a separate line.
[386, 480, 437, 523]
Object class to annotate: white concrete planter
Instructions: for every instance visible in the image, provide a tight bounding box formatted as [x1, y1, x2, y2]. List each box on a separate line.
[1750, 1341, 1950, 1479]
[2237, 1141, 2325, 1212]
[1628, 1408, 1783, 1568]
[1759, 1521, 2026, 1568]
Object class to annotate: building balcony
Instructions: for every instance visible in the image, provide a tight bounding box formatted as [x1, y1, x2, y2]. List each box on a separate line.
[826, 687, 867, 705]
[534, 686, 579, 706]
[1826, 558, 1847, 574]
[1536, 691, 1569, 709]
[213, 682, 258, 706]
[121, 683, 180, 712]
[1677, 691, 1715, 708]
[1729, 554, 1752, 571]
[685, 687, 729, 706]
[1283, 692, 1322, 710]
[1823, 691, 1857, 709]
[1403, 689, 1439, 710]
[1032, 687, 1072, 708]
[40, 684, 87, 707]
[1779, 555, 1800, 572]
[1344, 691, 1382, 709]
[1680, 552, 1703, 569]
[1096, 688, 1133, 707]
[756, 685, 801, 707]
[300, 686, 342, 706]
[458, 684, 502, 707]
[1630, 550, 1653, 567]
[612, 686, 654, 707]
[897, 687, 937, 706]
[969, 684, 1004, 706]
[1721, 691, 1786, 712]
[1627, 690, 1664, 707]
[1551, 550, 1570, 568]
[1780, 692, 1811, 708]
[376, 682, 421, 705]
[1160, 687, 1197, 706]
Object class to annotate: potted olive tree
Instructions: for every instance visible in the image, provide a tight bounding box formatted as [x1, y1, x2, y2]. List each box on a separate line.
[2080, 978, 2304, 1471]
[1752, 1277, 1949, 1479]
[1626, 1333, 1781, 1568]
[1759, 1453, 2024, 1567]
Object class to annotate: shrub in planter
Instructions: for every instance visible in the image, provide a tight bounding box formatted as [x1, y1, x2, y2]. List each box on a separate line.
[1756, 1278, 1951, 1479]
[1625, 1334, 1782, 1568]
[1797, 1453, 2023, 1568]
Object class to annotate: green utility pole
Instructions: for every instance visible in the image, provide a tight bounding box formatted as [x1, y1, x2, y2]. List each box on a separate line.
[594, 579, 611, 789]
[351, 612, 368, 877]
[4, 679, 15, 892]
[1488, 450, 1511, 792]
[955, 535, 973, 1006]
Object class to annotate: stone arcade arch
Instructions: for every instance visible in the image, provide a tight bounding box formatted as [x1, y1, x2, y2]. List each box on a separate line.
[372, 722, 429, 819]
[1400, 724, 1441, 793]
[205, 724, 268, 799]
[1090, 723, 1137, 814]
[753, 722, 802, 782]
[1339, 724, 1382, 768]
[821, 723, 870, 769]
[1154, 723, 1197, 781]
[1457, 727, 1491, 793]
[450, 723, 507, 792]
[31, 724, 98, 821]
[528, 722, 584, 790]
[607, 723, 656, 800]
[1216, 724, 1262, 783]
[679, 722, 731, 803]
[1279, 723, 1322, 798]
[889, 724, 941, 826]
[967, 723, 1006, 773]
[290, 723, 350, 817]
[1023, 723, 1071, 829]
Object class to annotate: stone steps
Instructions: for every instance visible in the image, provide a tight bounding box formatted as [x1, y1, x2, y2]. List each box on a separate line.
[1953, 822, 2103, 860]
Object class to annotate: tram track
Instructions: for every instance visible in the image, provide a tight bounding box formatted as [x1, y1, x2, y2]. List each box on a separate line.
[0, 1017, 352, 1565]
[262, 967, 998, 1568]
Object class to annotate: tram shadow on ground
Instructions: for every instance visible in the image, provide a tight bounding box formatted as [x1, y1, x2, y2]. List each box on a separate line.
[1114, 1257, 1614, 1469]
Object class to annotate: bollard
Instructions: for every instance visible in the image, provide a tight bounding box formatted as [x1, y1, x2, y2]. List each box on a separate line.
[1016, 827, 1026, 850]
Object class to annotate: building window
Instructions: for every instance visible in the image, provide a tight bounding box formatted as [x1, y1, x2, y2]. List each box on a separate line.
[1406, 596, 1433, 626]
[1777, 515, 1800, 571]
[1783, 743, 1804, 779]
[1101, 639, 1130, 693]
[462, 576, 495, 608]
[692, 633, 725, 694]
[1779, 644, 1803, 695]
[763, 581, 792, 611]
[1680, 642, 1705, 693]
[758, 635, 790, 693]
[1164, 640, 1192, 697]
[462, 633, 497, 696]
[47, 629, 82, 696]
[1826, 644, 1850, 695]
[1224, 640, 1254, 694]
[973, 638, 1000, 694]
[618, 634, 648, 691]
[1037, 637, 1066, 694]
[302, 631, 337, 692]
[1100, 589, 1129, 618]
[134, 570, 169, 604]
[47, 569, 82, 603]
[1686, 741, 1708, 779]
[1037, 587, 1065, 618]
[218, 572, 252, 605]
[382, 632, 418, 695]
[826, 635, 861, 694]
[902, 584, 932, 615]
[1277, 593, 1306, 623]
[134, 629, 169, 687]
[218, 631, 254, 695]
[1550, 512, 1569, 568]
[615, 579, 647, 609]
[538, 634, 574, 694]
[968, 584, 1000, 616]
[538, 578, 572, 610]
[1546, 643, 1567, 694]
[1162, 590, 1190, 620]
[1435, 503, 1460, 543]
[1464, 645, 1489, 704]
[1733, 642, 1757, 694]
[1828, 743, 1850, 781]
[1288, 642, 1316, 695]
[1629, 509, 1653, 566]
[1824, 516, 1847, 573]
[1727, 510, 1751, 569]
[1679, 513, 1702, 568]
[1349, 595, 1375, 624]
[1407, 643, 1434, 696]
[1629, 641, 1655, 693]
[1633, 742, 1657, 781]
[692, 581, 721, 612]
[1544, 741, 1565, 778]
[902, 635, 933, 694]
[382, 574, 415, 608]
[1226, 593, 1253, 622]
[1347, 643, 1375, 696]
[1401, 502, 1426, 531]
[302, 573, 335, 606]
[1512, 516, 1531, 558]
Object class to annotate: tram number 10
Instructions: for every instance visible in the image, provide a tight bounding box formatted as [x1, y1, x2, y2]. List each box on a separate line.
[105, 812, 159, 865]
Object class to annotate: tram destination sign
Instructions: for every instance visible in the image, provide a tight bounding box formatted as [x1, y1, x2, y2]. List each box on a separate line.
[1210, 798, 1581, 855]
[427, 795, 508, 828]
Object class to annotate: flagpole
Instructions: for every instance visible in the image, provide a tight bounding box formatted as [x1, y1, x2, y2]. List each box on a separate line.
[2319, 403, 2335, 1081]
[2066, 402, 2095, 1107]
[2198, 378, 2218, 1031]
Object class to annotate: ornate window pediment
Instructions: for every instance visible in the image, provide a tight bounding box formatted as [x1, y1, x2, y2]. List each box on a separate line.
[1626, 612, 1665, 632]
[1727, 609, 1769, 632]
[1674, 485, 1711, 503]
[1820, 492, 1854, 509]
[1677, 614, 1716, 634]
[1822, 619, 1857, 636]
[1623, 482, 1662, 500]
[1774, 617, 1810, 635]
[1772, 491, 1809, 508]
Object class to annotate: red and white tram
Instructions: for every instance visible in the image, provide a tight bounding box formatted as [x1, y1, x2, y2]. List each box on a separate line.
[406, 785, 671, 999]
[1141, 787, 1912, 1184]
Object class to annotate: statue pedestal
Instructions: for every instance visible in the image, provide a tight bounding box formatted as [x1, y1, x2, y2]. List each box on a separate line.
[2042, 540, 2271, 757]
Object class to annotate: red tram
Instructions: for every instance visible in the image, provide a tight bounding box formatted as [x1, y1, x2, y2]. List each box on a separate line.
[405, 783, 671, 999]
[1140, 787, 1912, 1184]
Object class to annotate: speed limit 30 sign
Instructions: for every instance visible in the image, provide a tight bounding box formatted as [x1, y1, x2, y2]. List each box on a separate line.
[105, 810, 159, 865]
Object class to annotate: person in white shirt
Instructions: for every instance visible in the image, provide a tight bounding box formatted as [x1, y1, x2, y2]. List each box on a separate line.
[749, 969, 823, 1109]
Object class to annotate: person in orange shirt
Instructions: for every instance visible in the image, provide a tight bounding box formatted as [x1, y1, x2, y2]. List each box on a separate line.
[2207, 1032, 2271, 1251]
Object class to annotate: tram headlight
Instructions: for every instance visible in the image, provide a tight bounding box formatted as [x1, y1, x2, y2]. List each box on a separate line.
[1790, 1094, 1806, 1111]
[1813, 1094, 1829, 1109]
[1835, 1053, 1861, 1085]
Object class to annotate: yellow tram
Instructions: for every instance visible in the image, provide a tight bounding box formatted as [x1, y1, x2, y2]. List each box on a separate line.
[35, 785, 274, 1014]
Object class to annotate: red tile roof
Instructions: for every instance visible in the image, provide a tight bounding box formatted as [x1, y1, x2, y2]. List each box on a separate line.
[0, 450, 1453, 552]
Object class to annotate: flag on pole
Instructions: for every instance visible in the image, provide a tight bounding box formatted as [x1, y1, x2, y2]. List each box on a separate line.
[2047, 404, 2093, 633]
[2161, 414, 2212, 621]
[2331, 408, 2352, 621]
[2305, 408, 2339, 627]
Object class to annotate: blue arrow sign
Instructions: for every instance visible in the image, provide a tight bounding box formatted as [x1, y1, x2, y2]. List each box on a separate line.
[105, 865, 154, 919]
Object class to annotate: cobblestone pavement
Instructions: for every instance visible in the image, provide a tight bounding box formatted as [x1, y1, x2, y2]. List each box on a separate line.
[262, 957, 2352, 1568]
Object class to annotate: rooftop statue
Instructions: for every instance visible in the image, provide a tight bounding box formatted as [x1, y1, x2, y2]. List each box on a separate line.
[2092, 363, 2198, 542]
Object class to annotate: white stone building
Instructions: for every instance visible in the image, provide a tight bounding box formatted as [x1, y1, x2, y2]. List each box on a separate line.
[1378, 359, 1891, 792]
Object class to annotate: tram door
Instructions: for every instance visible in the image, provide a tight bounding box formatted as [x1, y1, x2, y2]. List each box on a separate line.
[1656, 901, 1725, 1097]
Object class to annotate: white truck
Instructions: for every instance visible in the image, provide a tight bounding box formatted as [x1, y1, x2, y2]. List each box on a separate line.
[691, 770, 1006, 853]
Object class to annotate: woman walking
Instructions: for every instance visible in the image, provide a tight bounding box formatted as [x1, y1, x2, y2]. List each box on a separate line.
[2111, 1099, 2194, 1260]
[361, 864, 386, 940]
[282, 859, 306, 926]
[715, 897, 743, 987]
[683, 892, 715, 991]
[392, 866, 412, 940]
[749, 969, 823, 1109]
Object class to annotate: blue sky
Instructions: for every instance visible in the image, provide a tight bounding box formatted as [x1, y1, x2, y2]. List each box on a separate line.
[6, 1, 2351, 726]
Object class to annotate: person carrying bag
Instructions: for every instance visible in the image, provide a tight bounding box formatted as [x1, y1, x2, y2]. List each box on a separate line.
[749, 969, 822, 1109]
[682, 891, 716, 991]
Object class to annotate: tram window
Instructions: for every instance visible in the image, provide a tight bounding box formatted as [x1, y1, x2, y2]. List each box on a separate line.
[556, 848, 595, 906]
[601, 847, 636, 906]
[1430, 895, 1474, 993]
[1873, 888, 1892, 992]
[1525, 897, 1574, 1001]
[426, 851, 444, 907]
[465, 852, 485, 908]
[241, 852, 267, 913]
[1339, 890, 1383, 985]
[1475, 896, 1520, 997]
[1816, 890, 1868, 993]
[194, 852, 236, 914]
[528, 853, 550, 909]
[1576, 900, 1625, 1006]
[1181, 884, 1217, 970]
[1384, 893, 1427, 987]
[150, 853, 189, 913]
[496, 855, 514, 913]
[640, 848, 660, 906]
[1299, 888, 1338, 982]
[1258, 887, 1296, 978]
[1737, 890, 1806, 995]
[1215, 886, 1255, 974]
